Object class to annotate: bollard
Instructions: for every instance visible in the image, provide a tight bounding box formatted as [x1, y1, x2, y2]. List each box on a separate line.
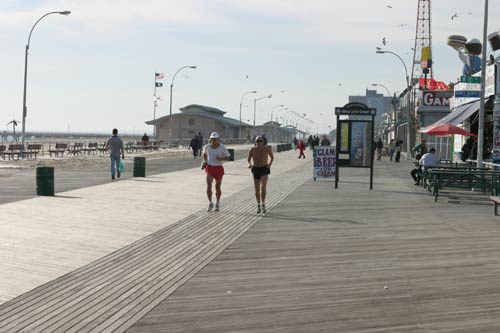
[133, 157, 146, 177]
[228, 148, 235, 161]
[36, 166, 54, 196]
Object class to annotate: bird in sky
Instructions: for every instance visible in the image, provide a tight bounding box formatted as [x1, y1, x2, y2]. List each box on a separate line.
[382, 37, 387, 46]
[387, 5, 392, 8]
[451, 13, 458, 20]
[338, 83, 342, 86]
[399, 24, 407, 27]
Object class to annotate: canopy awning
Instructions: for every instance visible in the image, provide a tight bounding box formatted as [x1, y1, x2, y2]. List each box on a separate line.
[435, 100, 480, 126]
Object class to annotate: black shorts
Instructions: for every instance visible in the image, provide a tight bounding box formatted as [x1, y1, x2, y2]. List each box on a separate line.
[251, 166, 270, 180]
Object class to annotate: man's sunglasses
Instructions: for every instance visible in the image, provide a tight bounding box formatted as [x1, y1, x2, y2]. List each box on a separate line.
[256, 140, 263, 142]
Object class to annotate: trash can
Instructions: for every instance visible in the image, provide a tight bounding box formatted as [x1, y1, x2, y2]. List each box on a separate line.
[277, 144, 282, 153]
[36, 166, 54, 196]
[228, 149, 235, 161]
[133, 157, 146, 177]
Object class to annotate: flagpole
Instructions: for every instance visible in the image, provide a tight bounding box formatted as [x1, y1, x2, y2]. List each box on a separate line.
[153, 73, 157, 142]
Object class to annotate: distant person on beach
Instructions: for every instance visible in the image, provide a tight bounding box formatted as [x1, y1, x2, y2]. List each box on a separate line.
[189, 134, 201, 159]
[247, 135, 274, 214]
[105, 128, 125, 180]
[202, 132, 231, 212]
[141, 133, 149, 147]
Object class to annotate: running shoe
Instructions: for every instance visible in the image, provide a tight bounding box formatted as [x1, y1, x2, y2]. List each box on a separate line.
[215, 203, 220, 212]
[257, 205, 261, 214]
[261, 204, 266, 214]
[207, 202, 214, 212]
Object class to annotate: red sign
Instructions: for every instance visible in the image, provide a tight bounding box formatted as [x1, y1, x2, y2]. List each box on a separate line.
[419, 78, 448, 91]
[422, 91, 451, 107]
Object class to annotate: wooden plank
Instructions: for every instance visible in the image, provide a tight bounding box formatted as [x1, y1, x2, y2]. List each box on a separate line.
[128, 163, 500, 332]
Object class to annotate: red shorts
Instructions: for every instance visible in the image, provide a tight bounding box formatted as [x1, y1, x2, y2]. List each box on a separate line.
[205, 165, 225, 180]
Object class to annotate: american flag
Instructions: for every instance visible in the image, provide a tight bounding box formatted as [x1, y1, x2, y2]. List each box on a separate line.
[155, 72, 164, 80]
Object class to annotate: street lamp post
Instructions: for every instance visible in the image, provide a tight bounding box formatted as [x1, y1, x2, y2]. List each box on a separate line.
[239, 90, 257, 139]
[477, 0, 489, 168]
[253, 94, 272, 136]
[168, 65, 197, 147]
[270, 104, 284, 122]
[21, 10, 71, 147]
[372, 83, 396, 140]
[376, 49, 412, 160]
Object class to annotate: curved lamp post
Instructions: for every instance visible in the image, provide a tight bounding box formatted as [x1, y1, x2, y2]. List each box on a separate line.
[376, 49, 411, 160]
[239, 90, 257, 139]
[275, 106, 288, 123]
[168, 65, 197, 147]
[253, 94, 272, 135]
[372, 83, 396, 139]
[270, 104, 284, 122]
[21, 10, 71, 147]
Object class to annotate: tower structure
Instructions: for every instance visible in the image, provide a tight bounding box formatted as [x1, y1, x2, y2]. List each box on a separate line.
[411, 0, 432, 83]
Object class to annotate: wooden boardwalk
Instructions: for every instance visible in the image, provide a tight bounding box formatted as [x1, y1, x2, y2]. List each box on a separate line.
[0, 163, 311, 332]
[128, 162, 500, 332]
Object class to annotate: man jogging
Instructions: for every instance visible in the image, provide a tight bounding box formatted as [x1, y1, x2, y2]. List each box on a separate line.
[247, 136, 274, 213]
[202, 132, 231, 212]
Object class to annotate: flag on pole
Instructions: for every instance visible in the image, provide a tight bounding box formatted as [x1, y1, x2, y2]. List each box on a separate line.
[155, 72, 164, 80]
[155, 82, 163, 87]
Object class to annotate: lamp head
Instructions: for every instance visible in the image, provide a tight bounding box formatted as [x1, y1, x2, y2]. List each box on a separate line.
[376, 50, 385, 54]
[371, 83, 378, 87]
[189, 66, 197, 69]
[465, 38, 482, 55]
[59, 11, 71, 15]
[488, 31, 500, 52]
[268, 94, 272, 98]
[251, 90, 257, 93]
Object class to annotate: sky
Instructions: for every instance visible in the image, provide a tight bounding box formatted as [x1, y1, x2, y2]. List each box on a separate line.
[1, 0, 499, 135]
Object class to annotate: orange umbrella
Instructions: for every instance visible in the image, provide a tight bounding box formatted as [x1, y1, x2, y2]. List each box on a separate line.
[419, 123, 477, 136]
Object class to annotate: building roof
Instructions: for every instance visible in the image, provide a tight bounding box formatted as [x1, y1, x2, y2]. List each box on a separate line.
[146, 104, 252, 127]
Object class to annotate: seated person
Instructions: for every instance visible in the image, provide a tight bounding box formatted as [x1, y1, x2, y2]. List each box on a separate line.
[411, 148, 439, 185]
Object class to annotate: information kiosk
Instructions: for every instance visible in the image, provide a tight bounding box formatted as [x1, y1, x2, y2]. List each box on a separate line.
[334, 102, 376, 189]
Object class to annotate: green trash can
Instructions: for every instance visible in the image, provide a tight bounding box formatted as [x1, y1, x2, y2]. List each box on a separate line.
[133, 157, 146, 177]
[36, 166, 54, 196]
[277, 145, 282, 153]
[228, 148, 235, 161]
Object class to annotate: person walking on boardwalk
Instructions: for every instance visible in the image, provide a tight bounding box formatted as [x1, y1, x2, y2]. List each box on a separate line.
[105, 128, 125, 180]
[202, 132, 231, 212]
[189, 134, 201, 159]
[297, 139, 306, 159]
[196, 132, 203, 157]
[247, 136, 274, 214]
[376, 138, 383, 160]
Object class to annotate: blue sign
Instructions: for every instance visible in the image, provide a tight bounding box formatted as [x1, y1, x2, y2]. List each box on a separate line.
[454, 90, 480, 98]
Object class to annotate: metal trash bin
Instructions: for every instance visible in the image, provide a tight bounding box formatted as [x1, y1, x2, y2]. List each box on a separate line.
[277, 145, 282, 152]
[133, 157, 146, 177]
[228, 149, 235, 161]
[36, 166, 54, 196]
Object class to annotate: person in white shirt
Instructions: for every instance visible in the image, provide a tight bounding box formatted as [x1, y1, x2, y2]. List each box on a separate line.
[411, 148, 439, 185]
[201, 132, 231, 212]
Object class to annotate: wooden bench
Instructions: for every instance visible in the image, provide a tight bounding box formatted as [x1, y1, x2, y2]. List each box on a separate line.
[97, 142, 107, 154]
[49, 143, 68, 157]
[491, 196, 500, 216]
[82, 142, 98, 155]
[23, 144, 42, 159]
[67, 143, 84, 156]
[2, 144, 24, 160]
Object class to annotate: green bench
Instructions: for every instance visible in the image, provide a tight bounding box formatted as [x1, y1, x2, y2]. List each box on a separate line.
[428, 168, 500, 202]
